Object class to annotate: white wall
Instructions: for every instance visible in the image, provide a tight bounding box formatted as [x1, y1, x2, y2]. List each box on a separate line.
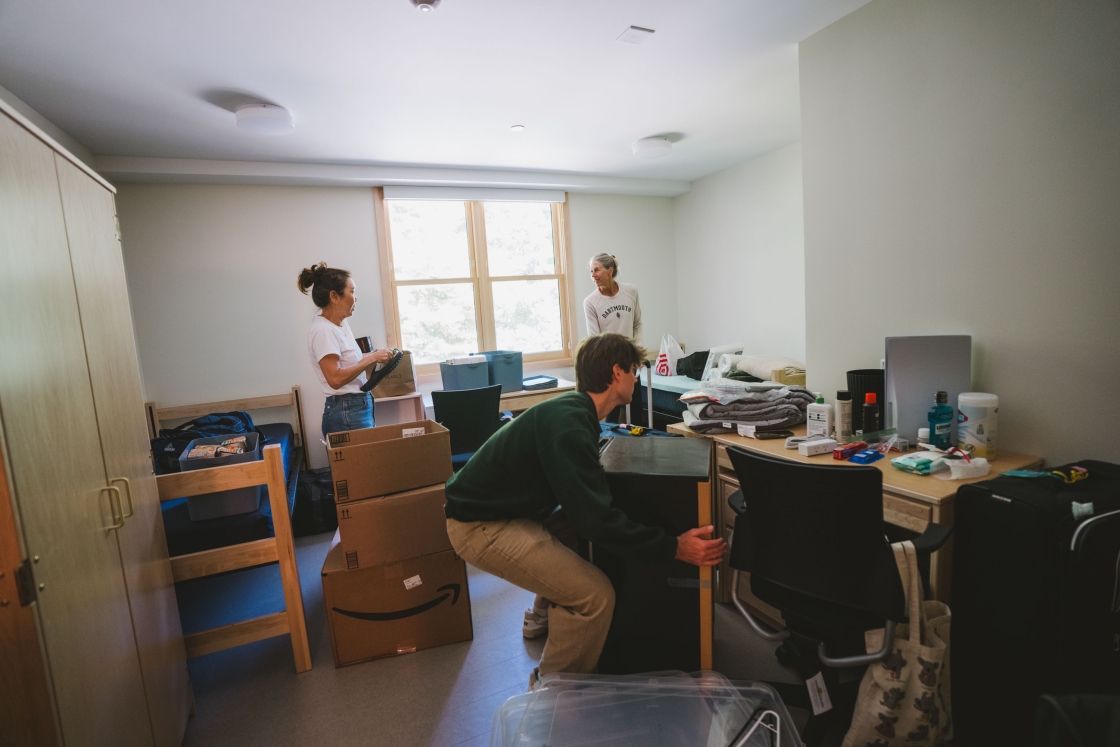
[673, 143, 806, 361]
[116, 184, 386, 467]
[117, 186, 682, 462]
[567, 193, 678, 358]
[800, 0, 1120, 464]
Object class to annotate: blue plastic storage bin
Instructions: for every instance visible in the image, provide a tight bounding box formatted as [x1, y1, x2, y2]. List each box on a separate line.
[478, 350, 523, 394]
[178, 432, 262, 520]
[440, 360, 490, 391]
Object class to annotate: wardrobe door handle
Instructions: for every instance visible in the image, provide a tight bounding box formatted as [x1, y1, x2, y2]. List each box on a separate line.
[111, 477, 134, 518]
[101, 486, 124, 530]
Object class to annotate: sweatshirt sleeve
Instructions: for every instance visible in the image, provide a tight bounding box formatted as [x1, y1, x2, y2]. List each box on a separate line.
[630, 287, 642, 348]
[584, 295, 600, 338]
[538, 427, 677, 562]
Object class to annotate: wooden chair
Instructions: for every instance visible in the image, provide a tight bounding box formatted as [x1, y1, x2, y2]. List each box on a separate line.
[146, 387, 312, 673]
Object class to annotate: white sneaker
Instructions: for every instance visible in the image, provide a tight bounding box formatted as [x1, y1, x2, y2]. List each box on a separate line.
[523, 607, 548, 639]
[527, 667, 541, 692]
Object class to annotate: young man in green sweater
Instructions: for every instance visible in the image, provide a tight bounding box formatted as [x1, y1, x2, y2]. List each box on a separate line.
[444, 333, 727, 683]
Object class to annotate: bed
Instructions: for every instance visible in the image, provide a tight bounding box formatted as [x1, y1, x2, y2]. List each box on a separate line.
[145, 387, 312, 672]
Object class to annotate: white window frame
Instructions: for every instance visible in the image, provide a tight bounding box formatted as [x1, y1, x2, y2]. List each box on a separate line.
[373, 188, 578, 378]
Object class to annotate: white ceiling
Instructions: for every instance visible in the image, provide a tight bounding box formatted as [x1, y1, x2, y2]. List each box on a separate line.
[0, 0, 869, 182]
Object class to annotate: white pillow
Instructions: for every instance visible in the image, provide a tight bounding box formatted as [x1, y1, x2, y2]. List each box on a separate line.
[736, 355, 805, 380]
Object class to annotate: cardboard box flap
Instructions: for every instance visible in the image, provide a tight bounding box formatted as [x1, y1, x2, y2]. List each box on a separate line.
[327, 420, 447, 448]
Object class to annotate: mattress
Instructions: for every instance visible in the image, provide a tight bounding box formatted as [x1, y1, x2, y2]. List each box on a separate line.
[161, 422, 301, 557]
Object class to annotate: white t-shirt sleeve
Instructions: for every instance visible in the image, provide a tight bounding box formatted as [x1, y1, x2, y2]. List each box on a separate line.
[630, 286, 642, 345]
[309, 320, 343, 364]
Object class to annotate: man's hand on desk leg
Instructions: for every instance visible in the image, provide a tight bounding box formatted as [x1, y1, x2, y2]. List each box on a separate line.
[674, 525, 727, 567]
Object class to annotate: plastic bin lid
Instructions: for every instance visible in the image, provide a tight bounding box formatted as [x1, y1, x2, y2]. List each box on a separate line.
[491, 672, 802, 747]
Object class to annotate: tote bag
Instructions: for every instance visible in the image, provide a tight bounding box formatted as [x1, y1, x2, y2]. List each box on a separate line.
[842, 541, 953, 747]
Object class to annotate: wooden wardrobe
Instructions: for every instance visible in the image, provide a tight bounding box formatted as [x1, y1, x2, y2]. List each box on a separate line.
[0, 101, 192, 745]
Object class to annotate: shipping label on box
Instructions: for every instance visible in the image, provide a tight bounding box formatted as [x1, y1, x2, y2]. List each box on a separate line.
[328, 420, 452, 502]
[321, 533, 473, 667]
[336, 483, 451, 569]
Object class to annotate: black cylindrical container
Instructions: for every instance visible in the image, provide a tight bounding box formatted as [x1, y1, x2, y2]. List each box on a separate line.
[355, 336, 373, 353]
[847, 368, 885, 433]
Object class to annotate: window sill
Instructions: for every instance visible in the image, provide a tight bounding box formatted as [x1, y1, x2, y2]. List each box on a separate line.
[414, 356, 573, 387]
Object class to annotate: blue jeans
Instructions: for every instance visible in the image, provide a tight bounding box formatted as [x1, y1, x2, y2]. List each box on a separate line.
[322, 392, 374, 437]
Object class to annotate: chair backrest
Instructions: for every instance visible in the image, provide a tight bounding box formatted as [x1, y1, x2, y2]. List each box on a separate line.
[431, 385, 504, 456]
[726, 445, 904, 622]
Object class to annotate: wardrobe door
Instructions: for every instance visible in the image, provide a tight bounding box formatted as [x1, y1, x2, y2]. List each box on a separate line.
[0, 113, 153, 746]
[55, 156, 192, 747]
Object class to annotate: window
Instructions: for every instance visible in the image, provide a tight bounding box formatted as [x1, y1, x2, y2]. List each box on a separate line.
[376, 192, 575, 373]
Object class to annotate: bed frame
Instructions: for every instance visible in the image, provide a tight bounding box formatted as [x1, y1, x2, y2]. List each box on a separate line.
[145, 386, 312, 673]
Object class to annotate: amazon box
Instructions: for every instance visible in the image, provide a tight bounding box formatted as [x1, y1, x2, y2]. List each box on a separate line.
[336, 483, 451, 569]
[327, 420, 452, 502]
[321, 531, 472, 668]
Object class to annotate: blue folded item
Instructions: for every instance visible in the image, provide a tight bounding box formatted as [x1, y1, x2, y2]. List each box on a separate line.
[849, 448, 885, 464]
[522, 375, 558, 391]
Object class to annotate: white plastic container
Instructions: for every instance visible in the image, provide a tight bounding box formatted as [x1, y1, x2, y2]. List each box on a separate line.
[958, 392, 998, 460]
[807, 395, 833, 439]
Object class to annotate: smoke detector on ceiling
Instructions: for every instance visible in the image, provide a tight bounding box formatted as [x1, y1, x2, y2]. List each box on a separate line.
[234, 104, 294, 135]
[632, 137, 672, 158]
[411, 0, 441, 11]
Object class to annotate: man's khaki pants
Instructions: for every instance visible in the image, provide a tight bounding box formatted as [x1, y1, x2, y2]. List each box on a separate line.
[446, 517, 615, 676]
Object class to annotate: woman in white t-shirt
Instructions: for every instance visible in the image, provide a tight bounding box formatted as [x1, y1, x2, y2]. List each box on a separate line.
[583, 253, 642, 347]
[298, 263, 393, 436]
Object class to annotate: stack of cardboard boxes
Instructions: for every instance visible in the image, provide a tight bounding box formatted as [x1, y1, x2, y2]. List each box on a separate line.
[320, 420, 473, 667]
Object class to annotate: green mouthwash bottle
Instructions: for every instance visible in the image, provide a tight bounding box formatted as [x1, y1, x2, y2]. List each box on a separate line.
[928, 391, 954, 449]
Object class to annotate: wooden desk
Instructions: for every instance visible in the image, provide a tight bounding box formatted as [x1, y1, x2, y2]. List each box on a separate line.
[668, 422, 1041, 607]
[500, 378, 577, 413]
[423, 378, 577, 417]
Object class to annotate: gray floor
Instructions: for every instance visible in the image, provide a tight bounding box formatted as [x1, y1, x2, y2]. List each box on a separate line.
[176, 532, 802, 746]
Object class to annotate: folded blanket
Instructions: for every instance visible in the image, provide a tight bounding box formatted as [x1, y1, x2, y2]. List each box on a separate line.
[682, 410, 801, 435]
[689, 400, 807, 424]
[693, 380, 815, 407]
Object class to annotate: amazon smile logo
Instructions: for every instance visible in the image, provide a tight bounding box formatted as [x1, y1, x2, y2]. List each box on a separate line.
[333, 583, 461, 622]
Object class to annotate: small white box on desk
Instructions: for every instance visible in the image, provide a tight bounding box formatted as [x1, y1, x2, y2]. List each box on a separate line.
[798, 438, 837, 457]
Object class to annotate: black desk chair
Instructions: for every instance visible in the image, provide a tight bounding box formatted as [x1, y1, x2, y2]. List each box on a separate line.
[431, 385, 511, 471]
[724, 445, 952, 746]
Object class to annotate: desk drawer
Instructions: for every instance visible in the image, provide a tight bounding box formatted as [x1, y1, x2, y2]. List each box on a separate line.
[882, 492, 932, 533]
[716, 444, 733, 472]
[717, 472, 740, 533]
[715, 474, 740, 602]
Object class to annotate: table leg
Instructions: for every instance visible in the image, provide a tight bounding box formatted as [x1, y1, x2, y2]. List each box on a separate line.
[928, 499, 954, 603]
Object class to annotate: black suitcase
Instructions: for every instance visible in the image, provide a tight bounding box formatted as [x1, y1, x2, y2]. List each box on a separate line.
[952, 460, 1120, 746]
[291, 467, 338, 537]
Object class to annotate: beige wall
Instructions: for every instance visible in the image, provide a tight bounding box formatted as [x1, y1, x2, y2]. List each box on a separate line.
[673, 142, 805, 361]
[117, 185, 679, 462]
[567, 193, 678, 357]
[116, 184, 386, 466]
[800, 0, 1120, 464]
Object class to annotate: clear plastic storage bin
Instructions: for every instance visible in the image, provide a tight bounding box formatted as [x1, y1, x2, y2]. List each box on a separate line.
[491, 671, 803, 747]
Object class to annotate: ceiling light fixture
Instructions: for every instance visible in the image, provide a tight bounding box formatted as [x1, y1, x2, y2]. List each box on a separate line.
[410, 0, 440, 11]
[632, 136, 672, 158]
[510, 124, 525, 132]
[234, 103, 294, 135]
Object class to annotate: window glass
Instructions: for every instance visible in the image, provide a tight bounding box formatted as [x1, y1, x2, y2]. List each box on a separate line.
[492, 279, 563, 353]
[388, 201, 470, 280]
[483, 202, 555, 276]
[396, 283, 478, 363]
